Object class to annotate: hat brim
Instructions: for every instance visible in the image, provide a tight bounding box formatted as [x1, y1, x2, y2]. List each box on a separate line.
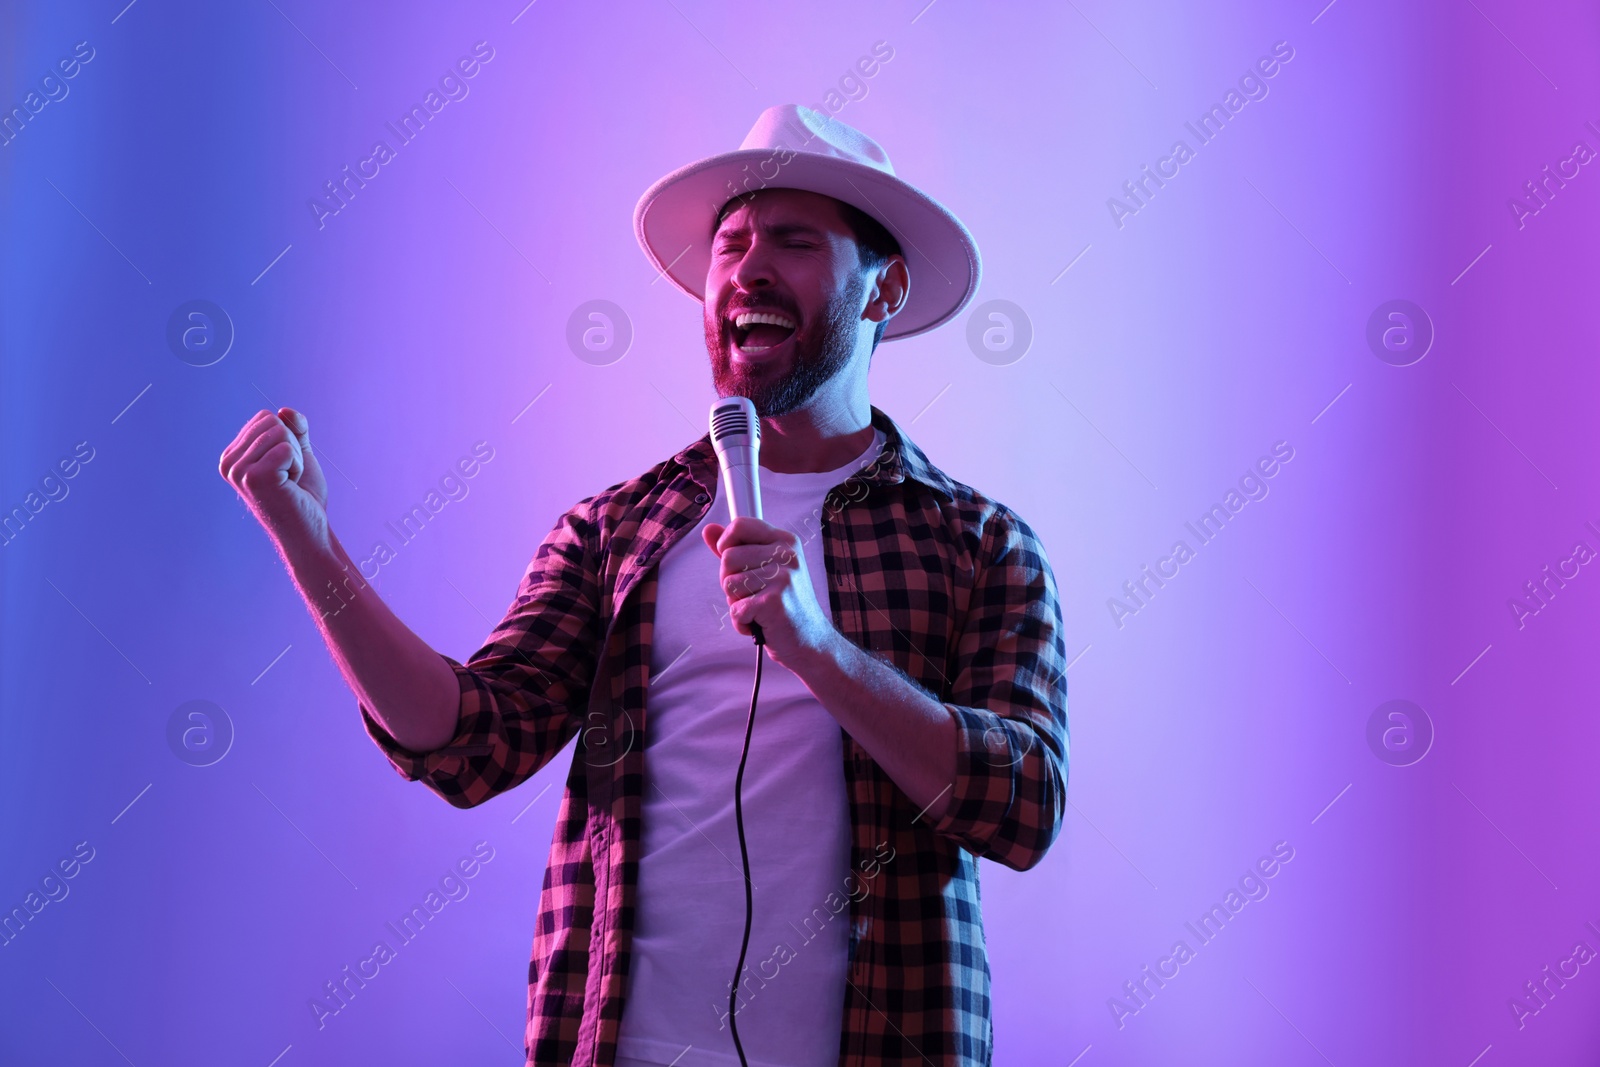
[633, 149, 981, 342]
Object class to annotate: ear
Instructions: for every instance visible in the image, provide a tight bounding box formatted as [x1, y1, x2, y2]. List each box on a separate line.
[863, 256, 910, 327]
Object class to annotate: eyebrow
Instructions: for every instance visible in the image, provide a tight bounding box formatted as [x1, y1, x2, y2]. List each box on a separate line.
[712, 219, 829, 242]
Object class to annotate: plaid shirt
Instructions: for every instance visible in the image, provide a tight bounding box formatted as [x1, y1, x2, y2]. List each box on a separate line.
[360, 403, 1070, 1066]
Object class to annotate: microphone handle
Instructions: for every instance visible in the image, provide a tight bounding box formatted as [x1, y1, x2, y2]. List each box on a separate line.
[721, 459, 764, 646]
[723, 460, 763, 522]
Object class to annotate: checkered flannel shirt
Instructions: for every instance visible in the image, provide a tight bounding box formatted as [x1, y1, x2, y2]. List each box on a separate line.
[360, 403, 1070, 1065]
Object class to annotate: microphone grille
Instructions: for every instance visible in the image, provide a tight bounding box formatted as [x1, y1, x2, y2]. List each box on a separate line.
[710, 398, 760, 444]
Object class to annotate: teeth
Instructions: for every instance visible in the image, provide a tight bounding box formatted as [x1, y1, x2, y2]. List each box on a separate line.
[731, 310, 796, 331]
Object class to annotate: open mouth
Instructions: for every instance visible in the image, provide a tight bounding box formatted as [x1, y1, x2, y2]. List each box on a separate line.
[727, 309, 797, 357]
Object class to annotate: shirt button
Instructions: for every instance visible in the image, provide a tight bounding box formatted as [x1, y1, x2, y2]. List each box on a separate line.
[694, 493, 709, 504]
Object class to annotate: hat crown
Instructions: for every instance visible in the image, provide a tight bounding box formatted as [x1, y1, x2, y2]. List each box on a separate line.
[737, 104, 896, 177]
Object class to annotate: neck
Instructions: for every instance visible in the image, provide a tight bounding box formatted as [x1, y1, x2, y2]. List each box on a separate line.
[758, 391, 874, 474]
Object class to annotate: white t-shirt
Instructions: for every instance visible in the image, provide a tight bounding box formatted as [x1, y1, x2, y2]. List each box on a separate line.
[615, 428, 887, 1067]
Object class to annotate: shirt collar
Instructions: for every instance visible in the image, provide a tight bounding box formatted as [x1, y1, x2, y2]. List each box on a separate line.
[670, 403, 958, 502]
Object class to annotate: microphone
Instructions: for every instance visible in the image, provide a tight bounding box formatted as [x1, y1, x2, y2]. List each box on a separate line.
[711, 396, 767, 1067]
[710, 395, 762, 524]
[709, 396, 764, 647]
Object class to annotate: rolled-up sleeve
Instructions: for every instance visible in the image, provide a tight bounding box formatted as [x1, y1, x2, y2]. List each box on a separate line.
[931, 505, 1070, 871]
[360, 503, 602, 809]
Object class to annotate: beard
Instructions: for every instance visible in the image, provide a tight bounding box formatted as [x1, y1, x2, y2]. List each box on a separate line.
[705, 273, 865, 418]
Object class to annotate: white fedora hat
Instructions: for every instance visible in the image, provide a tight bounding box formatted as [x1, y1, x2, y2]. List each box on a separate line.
[633, 104, 981, 342]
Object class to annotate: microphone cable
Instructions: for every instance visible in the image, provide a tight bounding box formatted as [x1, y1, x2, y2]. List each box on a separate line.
[728, 620, 764, 1067]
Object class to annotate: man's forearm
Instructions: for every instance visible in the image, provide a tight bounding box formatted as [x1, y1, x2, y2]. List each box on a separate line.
[790, 631, 957, 821]
[278, 529, 460, 753]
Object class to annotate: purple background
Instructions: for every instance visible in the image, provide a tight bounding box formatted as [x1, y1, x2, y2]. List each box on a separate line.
[3, 0, 1598, 1063]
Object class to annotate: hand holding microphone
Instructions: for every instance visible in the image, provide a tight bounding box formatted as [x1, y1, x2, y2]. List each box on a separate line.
[702, 396, 837, 668]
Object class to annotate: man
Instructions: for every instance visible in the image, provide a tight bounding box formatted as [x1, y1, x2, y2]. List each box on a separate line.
[219, 104, 1069, 1067]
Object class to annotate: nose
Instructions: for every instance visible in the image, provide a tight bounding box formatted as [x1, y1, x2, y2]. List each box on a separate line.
[729, 236, 778, 294]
